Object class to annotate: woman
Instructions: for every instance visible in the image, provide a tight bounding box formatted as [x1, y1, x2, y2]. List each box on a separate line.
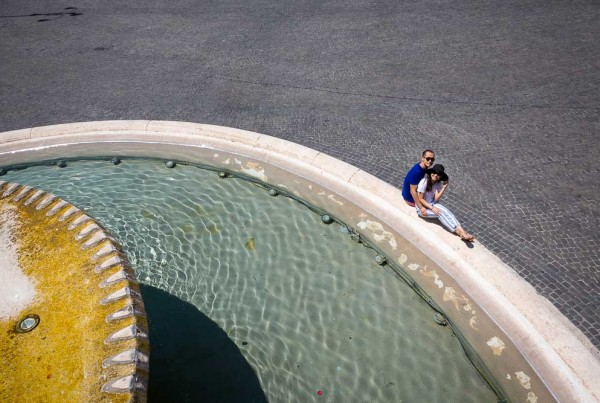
[415, 164, 475, 241]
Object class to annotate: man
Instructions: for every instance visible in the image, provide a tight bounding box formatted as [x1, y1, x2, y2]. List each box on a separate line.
[402, 149, 435, 216]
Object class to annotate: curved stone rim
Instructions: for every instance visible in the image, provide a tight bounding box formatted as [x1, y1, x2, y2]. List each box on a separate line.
[0, 179, 149, 401]
[0, 120, 598, 402]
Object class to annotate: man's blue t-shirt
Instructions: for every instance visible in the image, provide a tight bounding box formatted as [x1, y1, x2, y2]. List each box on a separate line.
[402, 163, 427, 203]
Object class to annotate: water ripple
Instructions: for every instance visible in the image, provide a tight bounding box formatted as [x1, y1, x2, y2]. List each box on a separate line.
[5, 159, 498, 402]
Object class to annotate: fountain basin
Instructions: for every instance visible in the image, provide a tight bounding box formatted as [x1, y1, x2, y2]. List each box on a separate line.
[1, 121, 599, 402]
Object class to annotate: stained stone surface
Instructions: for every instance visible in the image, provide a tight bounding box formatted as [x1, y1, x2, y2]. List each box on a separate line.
[0, 181, 148, 402]
[0, 0, 599, 347]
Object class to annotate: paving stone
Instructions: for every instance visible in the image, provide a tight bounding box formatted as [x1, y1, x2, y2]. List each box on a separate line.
[1, 0, 599, 348]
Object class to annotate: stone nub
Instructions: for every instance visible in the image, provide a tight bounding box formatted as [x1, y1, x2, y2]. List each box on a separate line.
[106, 305, 142, 322]
[101, 269, 128, 287]
[46, 199, 68, 216]
[2, 182, 19, 197]
[96, 255, 124, 272]
[13, 185, 32, 201]
[94, 243, 117, 260]
[76, 223, 101, 240]
[24, 190, 44, 206]
[36, 194, 56, 210]
[101, 374, 147, 394]
[105, 324, 147, 343]
[100, 287, 132, 305]
[59, 206, 80, 221]
[68, 214, 91, 230]
[82, 231, 108, 249]
[102, 349, 149, 369]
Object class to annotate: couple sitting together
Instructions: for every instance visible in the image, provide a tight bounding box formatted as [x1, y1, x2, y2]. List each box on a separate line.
[402, 149, 474, 242]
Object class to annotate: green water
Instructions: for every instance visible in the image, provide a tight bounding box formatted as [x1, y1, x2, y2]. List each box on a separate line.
[4, 159, 498, 402]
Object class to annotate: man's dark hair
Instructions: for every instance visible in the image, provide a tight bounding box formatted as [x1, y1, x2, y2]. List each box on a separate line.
[422, 149, 435, 157]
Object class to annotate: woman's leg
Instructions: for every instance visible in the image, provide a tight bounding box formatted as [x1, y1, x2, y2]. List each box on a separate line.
[415, 206, 439, 219]
[416, 205, 458, 232]
[432, 204, 475, 241]
[428, 203, 459, 232]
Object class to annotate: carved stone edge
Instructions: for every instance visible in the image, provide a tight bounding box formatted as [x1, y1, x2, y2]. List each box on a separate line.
[0, 180, 149, 401]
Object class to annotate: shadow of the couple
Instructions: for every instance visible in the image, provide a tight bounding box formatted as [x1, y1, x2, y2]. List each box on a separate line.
[140, 284, 268, 402]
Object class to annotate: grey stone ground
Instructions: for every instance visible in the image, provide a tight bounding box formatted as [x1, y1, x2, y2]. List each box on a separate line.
[1, 0, 599, 347]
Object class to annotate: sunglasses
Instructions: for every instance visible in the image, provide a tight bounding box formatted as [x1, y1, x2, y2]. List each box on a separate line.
[424, 157, 435, 162]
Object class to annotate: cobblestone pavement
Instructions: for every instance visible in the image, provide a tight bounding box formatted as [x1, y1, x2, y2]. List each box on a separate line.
[1, 0, 599, 347]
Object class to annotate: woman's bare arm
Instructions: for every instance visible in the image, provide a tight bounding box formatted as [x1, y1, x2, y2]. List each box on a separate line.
[434, 181, 448, 202]
[419, 192, 441, 216]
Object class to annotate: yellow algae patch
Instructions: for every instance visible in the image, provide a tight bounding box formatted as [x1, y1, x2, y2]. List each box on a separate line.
[245, 237, 256, 251]
[0, 192, 147, 402]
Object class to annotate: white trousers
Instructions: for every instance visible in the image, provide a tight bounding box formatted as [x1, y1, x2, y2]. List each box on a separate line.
[416, 203, 460, 233]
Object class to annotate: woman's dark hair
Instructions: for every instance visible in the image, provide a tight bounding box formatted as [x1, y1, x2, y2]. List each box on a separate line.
[425, 172, 434, 192]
